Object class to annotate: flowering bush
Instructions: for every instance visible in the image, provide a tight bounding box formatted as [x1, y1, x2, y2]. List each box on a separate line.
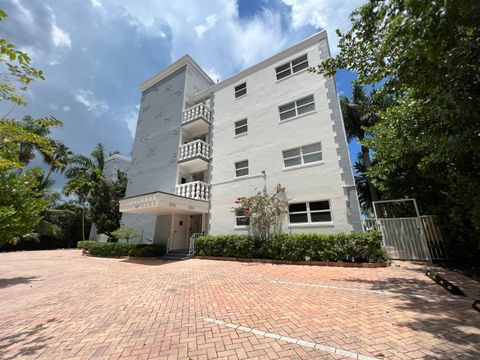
[233, 184, 289, 240]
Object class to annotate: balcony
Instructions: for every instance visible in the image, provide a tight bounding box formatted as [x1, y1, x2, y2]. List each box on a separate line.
[178, 139, 210, 172]
[182, 103, 210, 138]
[176, 181, 209, 201]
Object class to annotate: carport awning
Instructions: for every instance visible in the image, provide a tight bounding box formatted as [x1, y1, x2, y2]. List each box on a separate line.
[119, 191, 209, 215]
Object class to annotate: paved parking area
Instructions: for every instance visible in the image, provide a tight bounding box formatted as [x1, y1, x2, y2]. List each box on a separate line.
[0, 250, 479, 359]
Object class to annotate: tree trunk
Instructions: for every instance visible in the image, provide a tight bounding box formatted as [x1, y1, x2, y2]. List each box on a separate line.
[361, 145, 381, 204]
[81, 203, 85, 241]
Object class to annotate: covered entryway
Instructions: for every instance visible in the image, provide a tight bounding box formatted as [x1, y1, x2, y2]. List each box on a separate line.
[372, 199, 447, 261]
[119, 191, 208, 254]
[169, 214, 204, 253]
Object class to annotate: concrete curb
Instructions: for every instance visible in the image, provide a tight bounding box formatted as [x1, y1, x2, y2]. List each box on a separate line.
[194, 256, 390, 268]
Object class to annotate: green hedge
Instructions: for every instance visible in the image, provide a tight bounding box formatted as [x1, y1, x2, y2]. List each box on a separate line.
[195, 231, 389, 263]
[77, 240, 97, 251]
[77, 241, 166, 257]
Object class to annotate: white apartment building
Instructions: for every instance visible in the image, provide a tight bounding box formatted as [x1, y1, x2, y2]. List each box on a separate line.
[119, 31, 362, 253]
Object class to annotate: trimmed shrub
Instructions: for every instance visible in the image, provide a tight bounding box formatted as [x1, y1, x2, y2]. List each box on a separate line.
[128, 245, 165, 257]
[80, 241, 166, 257]
[195, 235, 257, 258]
[77, 240, 96, 252]
[196, 231, 387, 263]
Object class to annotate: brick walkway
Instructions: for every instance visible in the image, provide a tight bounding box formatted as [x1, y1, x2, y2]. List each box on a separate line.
[0, 250, 478, 359]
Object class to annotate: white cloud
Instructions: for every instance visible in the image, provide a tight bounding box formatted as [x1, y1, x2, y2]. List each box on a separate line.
[74, 89, 109, 117]
[206, 67, 221, 82]
[90, 0, 103, 8]
[62, 106, 71, 112]
[52, 23, 71, 48]
[281, 0, 363, 52]
[110, 0, 295, 77]
[194, 14, 218, 38]
[123, 105, 139, 138]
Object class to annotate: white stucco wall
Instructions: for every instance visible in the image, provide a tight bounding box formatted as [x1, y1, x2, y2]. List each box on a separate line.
[208, 35, 362, 234]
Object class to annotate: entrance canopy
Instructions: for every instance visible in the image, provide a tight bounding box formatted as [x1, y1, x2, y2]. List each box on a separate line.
[119, 191, 208, 215]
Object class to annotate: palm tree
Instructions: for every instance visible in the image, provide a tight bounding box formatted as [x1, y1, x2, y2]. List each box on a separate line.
[64, 143, 108, 240]
[40, 140, 72, 188]
[340, 81, 391, 205]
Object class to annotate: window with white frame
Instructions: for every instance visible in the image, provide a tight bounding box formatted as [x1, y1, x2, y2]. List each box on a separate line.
[288, 201, 332, 223]
[275, 54, 308, 80]
[282, 142, 322, 168]
[235, 209, 250, 226]
[279, 95, 315, 121]
[234, 82, 247, 98]
[234, 119, 248, 135]
[235, 160, 249, 177]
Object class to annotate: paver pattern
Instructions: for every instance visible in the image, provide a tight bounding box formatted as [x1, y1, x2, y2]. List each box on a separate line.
[0, 250, 479, 360]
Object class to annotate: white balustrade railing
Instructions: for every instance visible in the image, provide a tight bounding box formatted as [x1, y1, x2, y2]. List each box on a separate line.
[178, 139, 210, 161]
[182, 103, 211, 124]
[176, 181, 210, 201]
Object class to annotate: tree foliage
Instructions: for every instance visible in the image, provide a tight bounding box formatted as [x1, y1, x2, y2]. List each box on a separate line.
[232, 184, 289, 240]
[111, 226, 141, 243]
[315, 0, 480, 263]
[0, 168, 47, 243]
[0, 10, 44, 107]
[89, 169, 128, 237]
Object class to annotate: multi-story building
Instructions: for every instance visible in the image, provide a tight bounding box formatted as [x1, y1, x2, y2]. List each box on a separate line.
[119, 31, 362, 252]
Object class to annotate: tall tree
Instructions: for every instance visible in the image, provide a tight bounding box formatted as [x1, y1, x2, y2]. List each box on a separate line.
[89, 169, 128, 238]
[314, 0, 480, 264]
[41, 140, 71, 187]
[340, 81, 389, 205]
[64, 143, 122, 240]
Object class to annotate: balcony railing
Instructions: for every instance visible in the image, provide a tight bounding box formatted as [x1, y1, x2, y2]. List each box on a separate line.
[176, 181, 209, 201]
[178, 139, 210, 161]
[182, 103, 211, 125]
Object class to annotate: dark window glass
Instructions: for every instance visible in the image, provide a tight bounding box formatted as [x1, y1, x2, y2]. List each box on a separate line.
[296, 95, 314, 107]
[311, 212, 332, 222]
[283, 148, 301, 158]
[284, 157, 302, 167]
[303, 153, 322, 163]
[310, 201, 330, 211]
[291, 54, 308, 66]
[289, 213, 308, 223]
[235, 119, 248, 135]
[302, 143, 321, 154]
[279, 102, 295, 113]
[235, 160, 248, 169]
[289, 203, 307, 212]
[280, 109, 296, 120]
[234, 83, 247, 98]
[297, 103, 315, 115]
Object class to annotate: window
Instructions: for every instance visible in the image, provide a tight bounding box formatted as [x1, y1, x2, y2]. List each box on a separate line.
[283, 142, 322, 168]
[234, 82, 247, 98]
[235, 209, 250, 226]
[288, 201, 332, 223]
[279, 95, 315, 121]
[275, 54, 308, 80]
[235, 119, 248, 135]
[235, 160, 248, 177]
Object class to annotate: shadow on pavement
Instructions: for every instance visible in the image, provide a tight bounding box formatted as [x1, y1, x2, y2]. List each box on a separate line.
[0, 318, 57, 360]
[0, 276, 41, 289]
[343, 275, 480, 359]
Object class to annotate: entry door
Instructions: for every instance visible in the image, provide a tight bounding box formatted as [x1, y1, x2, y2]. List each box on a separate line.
[173, 215, 189, 250]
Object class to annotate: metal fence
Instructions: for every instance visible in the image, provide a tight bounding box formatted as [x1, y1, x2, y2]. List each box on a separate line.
[364, 200, 447, 262]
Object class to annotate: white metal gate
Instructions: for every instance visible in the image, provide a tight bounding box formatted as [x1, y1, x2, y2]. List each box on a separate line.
[372, 199, 446, 261]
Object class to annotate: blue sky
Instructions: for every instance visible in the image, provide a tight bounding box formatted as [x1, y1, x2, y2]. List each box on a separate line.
[0, 0, 363, 188]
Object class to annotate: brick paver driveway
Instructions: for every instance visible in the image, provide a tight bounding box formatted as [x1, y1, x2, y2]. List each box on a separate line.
[0, 250, 479, 360]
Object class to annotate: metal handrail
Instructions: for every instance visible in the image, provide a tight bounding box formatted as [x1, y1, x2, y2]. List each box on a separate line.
[188, 232, 205, 256]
